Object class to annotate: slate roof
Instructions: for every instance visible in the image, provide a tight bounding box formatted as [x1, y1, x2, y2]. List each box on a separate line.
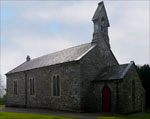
[7, 43, 95, 74]
[95, 62, 134, 81]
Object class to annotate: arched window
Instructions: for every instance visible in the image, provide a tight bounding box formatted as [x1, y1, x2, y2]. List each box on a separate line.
[30, 78, 35, 95]
[56, 76, 60, 96]
[94, 20, 98, 32]
[101, 17, 105, 31]
[52, 75, 60, 96]
[132, 80, 135, 101]
[53, 76, 56, 96]
[13, 80, 18, 95]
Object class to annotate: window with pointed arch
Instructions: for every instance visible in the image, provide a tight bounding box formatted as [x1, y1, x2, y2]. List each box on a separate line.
[30, 78, 35, 95]
[13, 80, 18, 95]
[101, 17, 105, 31]
[132, 80, 135, 101]
[52, 75, 60, 96]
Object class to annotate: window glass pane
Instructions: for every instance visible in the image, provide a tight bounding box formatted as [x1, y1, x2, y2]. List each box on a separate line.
[30, 79, 32, 95]
[14, 80, 17, 95]
[132, 80, 135, 100]
[14, 81, 15, 95]
[53, 76, 56, 96]
[16, 81, 18, 95]
[57, 76, 60, 96]
[33, 78, 34, 95]
[30, 78, 35, 95]
[15, 81, 16, 95]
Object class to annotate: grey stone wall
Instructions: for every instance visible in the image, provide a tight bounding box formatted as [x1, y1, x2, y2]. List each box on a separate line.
[7, 62, 82, 112]
[118, 65, 145, 114]
[6, 72, 26, 107]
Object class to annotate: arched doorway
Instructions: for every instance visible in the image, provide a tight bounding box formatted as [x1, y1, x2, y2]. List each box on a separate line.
[102, 86, 112, 112]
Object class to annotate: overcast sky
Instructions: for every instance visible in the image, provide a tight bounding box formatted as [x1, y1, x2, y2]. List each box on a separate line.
[0, 0, 149, 87]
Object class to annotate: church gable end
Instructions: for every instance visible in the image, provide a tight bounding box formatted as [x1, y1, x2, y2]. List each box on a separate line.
[117, 63, 145, 113]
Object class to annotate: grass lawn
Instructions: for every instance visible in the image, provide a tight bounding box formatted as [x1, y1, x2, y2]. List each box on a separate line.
[0, 112, 79, 119]
[0, 105, 5, 108]
[97, 114, 150, 119]
[97, 117, 122, 119]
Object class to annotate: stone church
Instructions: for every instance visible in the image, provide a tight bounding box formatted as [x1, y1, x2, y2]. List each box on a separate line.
[6, 2, 145, 114]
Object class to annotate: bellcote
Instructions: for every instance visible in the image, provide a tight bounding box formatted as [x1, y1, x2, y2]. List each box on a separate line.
[92, 2, 110, 27]
[92, 1, 110, 48]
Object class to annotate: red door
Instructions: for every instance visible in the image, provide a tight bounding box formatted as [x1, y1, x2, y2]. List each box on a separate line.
[102, 86, 112, 112]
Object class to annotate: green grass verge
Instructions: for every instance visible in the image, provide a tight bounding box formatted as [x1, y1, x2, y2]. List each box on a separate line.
[0, 105, 5, 108]
[0, 112, 79, 119]
[97, 114, 150, 119]
[97, 117, 124, 119]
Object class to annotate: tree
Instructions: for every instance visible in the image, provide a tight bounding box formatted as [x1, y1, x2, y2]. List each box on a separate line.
[0, 93, 7, 105]
[0, 75, 3, 98]
[0, 75, 7, 105]
[0, 75, 5, 98]
[0, 75, 3, 104]
[136, 64, 150, 108]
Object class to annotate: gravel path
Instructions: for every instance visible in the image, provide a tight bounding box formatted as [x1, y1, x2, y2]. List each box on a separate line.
[0, 107, 106, 119]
